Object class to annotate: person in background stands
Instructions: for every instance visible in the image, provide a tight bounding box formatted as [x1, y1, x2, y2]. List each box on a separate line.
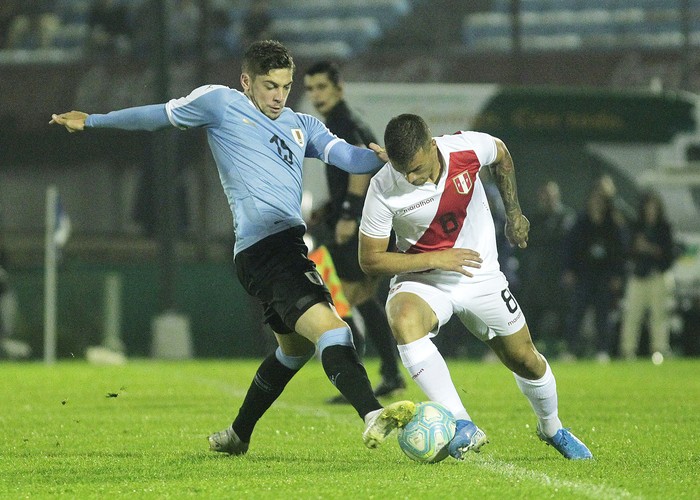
[562, 184, 627, 362]
[518, 181, 575, 357]
[304, 61, 404, 402]
[619, 191, 675, 361]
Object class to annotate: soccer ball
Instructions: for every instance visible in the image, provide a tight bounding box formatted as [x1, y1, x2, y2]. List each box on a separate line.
[397, 401, 456, 463]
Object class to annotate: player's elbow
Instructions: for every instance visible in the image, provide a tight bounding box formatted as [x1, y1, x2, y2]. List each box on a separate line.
[359, 253, 381, 276]
[358, 234, 389, 276]
[359, 256, 375, 276]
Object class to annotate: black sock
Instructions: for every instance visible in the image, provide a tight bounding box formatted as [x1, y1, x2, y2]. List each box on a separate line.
[344, 316, 365, 358]
[232, 352, 298, 443]
[356, 299, 400, 380]
[321, 344, 381, 419]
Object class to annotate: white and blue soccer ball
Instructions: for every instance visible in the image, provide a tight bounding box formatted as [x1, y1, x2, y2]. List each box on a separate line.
[397, 401, 456, 463]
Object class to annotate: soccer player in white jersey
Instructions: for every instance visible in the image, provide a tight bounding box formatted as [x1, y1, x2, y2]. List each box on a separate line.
[50, 40, 416, 456]
[359, 114, 593, 460]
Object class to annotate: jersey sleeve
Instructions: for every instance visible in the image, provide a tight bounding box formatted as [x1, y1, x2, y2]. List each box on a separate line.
[297, 112, 337, 160]
[165, 85, 229, 129]
[85, 104, 170, 131]
[359, 177, 394, 239]
[459, 131, 498, 166]
[299, 112, 383, 173]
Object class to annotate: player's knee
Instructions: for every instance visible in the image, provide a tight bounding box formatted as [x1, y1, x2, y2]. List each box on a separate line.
[387, 310, 426, 343]
[275, 345, 314, 370]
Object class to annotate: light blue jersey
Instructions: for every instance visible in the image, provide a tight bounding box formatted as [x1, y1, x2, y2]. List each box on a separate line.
[166, 84, 340, 253]
[86, 84, 382, 254]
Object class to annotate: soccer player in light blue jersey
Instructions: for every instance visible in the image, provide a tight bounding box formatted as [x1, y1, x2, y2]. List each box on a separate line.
[50, 40, 416, 455]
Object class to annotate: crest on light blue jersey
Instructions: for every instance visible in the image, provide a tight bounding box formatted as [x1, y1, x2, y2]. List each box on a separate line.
[291, 128, 305, 147]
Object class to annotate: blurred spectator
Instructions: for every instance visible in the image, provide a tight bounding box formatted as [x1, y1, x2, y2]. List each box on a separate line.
[206, 5, 239, 58]
[5, 1, 59, 51]
[595, 174, 636, 230]
[561, 185, 627, 362]
[518, 181, 575, 356]
[619, 191, 676, 361]
[242, 0, 271, 47]
[0, 1, 19, 49]
[168, 0, 201, 57]
[88, 0, 132, 57]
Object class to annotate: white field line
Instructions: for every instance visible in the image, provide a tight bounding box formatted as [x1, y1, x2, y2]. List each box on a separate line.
[197, 375, 640, 498]
[472, 455, 641, 499]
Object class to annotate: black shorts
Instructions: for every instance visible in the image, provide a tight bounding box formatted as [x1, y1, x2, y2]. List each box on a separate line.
[327, 233, 365, 282]
[235, 226, 332, 334]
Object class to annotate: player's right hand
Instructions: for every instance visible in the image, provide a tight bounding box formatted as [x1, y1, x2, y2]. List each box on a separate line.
[369, 142, 388, 163]
[430, 248, 482, 277]
[50, 111, 88, 133]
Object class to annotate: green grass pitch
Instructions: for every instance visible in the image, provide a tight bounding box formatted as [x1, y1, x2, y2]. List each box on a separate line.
[0, 358, 697, 498]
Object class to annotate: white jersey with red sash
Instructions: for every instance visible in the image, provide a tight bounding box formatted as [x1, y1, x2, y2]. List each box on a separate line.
[360, 131, 502, 285]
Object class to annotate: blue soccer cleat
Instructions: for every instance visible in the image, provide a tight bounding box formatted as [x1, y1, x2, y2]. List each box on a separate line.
[537, 425, 593, 460]
[448, 419, 489, 460]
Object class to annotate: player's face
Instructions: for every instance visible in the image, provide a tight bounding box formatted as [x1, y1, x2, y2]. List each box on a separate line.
[303, 73, 342, 117]
[396, 140, 442, 186]
[242, 68, 293, 120]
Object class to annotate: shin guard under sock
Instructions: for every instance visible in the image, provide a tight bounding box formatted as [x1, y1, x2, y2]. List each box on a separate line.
[321, 344, 381, 418]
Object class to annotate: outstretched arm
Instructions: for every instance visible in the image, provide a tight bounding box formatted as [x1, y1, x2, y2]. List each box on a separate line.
[488, 138, 529, 249]
[325, 140, 388, 174]
[50, 104, 171, 133]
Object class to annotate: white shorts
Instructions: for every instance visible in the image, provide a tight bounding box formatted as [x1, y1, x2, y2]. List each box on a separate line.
[386, 271, 526, 341]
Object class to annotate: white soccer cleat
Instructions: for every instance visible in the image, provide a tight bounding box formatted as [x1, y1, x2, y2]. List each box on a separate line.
[363, 400, 416, 449]
[209, 426, 249, 455]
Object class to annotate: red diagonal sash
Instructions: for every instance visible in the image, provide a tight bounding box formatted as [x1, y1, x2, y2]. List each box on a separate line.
[406, 150, 481, 253]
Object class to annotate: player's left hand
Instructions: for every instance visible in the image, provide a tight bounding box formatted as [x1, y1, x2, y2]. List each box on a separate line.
[335, 219, 357, 245]
[50, 111, 88, 133]
[505, 214, 530, 249]
[369, 143, 388, 163]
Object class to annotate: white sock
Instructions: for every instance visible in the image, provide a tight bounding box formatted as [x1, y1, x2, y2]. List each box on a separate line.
[398, 336, 471, 421]
[513, 360, 562, 438]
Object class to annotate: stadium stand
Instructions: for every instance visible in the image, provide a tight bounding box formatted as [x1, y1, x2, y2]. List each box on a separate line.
[462, 0, 696, 53]
[0, 0, 416, 60]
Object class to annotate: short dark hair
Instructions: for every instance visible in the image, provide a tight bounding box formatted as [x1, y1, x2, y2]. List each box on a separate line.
[304, 60, 341, 87]
[384, 114, 432, 169]
[242, 40, 295, 78]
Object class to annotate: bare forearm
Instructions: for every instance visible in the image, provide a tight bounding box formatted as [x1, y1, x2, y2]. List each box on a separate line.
[489, 138, 530, 248]
[360, 251, 435, 276]
[489, 143, 522, 220]
[360, 248, 482, 278]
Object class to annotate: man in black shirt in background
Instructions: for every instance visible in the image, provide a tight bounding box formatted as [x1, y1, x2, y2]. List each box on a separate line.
[304, 61, 404, 401]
